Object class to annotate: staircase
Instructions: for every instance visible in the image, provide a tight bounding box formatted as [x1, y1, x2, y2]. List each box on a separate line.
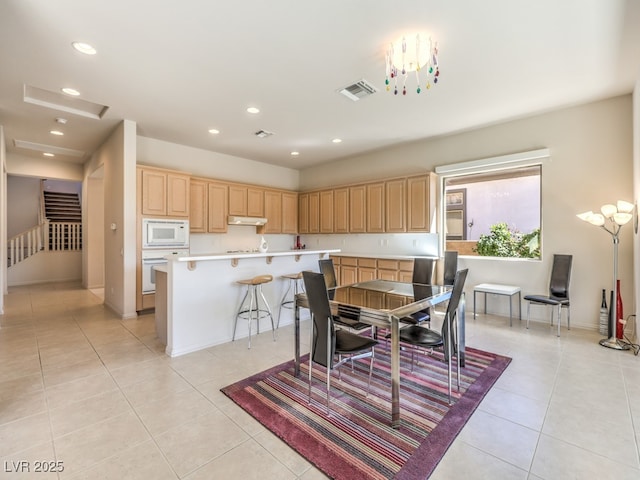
[43, 191, 82, 223]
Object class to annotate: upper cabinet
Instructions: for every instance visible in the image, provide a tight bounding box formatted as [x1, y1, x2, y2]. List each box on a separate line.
[228, 184, 264, 217]
[207, 181, 228, 233]
[189, 178, 208, 233]
[299, 172, 436, 234]
[139, 166, 190, 217]
[281, 192, 298, 234]
[263, 190, 282, 234]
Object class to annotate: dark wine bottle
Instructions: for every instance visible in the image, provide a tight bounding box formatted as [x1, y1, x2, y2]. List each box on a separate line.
[599, 289, 608, 335]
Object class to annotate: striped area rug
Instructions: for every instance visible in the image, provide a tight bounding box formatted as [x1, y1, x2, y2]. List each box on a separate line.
[222, 345, 511, 479]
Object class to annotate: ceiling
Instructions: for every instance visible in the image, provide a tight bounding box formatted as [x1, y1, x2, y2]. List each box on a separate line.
[1, 0, 639, 171]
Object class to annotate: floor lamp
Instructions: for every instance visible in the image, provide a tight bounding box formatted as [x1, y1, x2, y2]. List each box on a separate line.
[577, 200, 634, 350]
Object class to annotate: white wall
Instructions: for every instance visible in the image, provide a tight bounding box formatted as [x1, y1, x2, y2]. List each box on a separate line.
[299, 95, 635, 331]
[137, 136, 300, 191]
[6, 153, 83, 181]
[1, 126, 6, 308]
[6, 176, 40, 238]
[7, 252, 82, 286]
[634, 81, 640, 340]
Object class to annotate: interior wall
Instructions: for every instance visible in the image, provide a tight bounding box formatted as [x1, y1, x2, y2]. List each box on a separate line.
[633, 81, 640, 340]
[1, 126, 6, 306]
[6, 176, 40, 238]
[300, 95, 634, 331]
[6, 153, 83, 181]
[84, 173, 104, 289]
[136, 136, 300, 191]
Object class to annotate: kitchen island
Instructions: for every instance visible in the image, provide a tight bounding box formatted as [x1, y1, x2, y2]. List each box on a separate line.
[157, 249, 339, 356]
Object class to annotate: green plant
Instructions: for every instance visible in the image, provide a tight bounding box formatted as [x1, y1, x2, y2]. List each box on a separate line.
[474, 223, 540, 259]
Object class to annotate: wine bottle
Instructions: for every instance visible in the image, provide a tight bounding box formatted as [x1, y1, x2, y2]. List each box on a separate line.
[599, 289, 608, 335]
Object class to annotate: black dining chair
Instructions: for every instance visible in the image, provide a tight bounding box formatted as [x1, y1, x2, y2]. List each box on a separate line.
[443, 250, 458, 286]
[399, 268, 469, 404]
[302, 271, 378, 414]
[524, 254, 572, 336]
[399, 258, 435, 326]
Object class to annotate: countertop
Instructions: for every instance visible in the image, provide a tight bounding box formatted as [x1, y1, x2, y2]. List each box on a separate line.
[330, 252, 438, 260]
[174, 248, 341, 263]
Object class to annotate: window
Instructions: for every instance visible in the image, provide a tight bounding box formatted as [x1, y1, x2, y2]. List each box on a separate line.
[436, 150, 546, 259]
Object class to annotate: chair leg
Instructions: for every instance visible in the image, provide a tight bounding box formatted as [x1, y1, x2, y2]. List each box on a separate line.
[366, 349, 375, 396]
[233, 287, 251, 341]
[308, 317, 314, 404]
[557, 304, 561, 337]
[257, 284, 276, 341]
[326, 321, 332, 415]
[446, 312, 453, 405]
[526, 301, 531, 329]
[277, 279, 292, 329]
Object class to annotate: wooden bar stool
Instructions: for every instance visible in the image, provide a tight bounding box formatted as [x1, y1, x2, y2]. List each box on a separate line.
[233, 274, 275, 348]
[277, 272, 305, 328]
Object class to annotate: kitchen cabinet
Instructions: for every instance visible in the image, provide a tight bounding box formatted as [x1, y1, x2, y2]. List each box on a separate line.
[385, 178, 406, 232]
[189, 178, 208, 233]
[349, 185, 366, 233]
[407, 174, 436, 232]
[334, 187, 349, 233]
[298, 193, 309, 234]
[208, 182, 228, 233]
[263, 190, 282, 234]
[398, 260, 414, 282]
[339, 256, 358, 285]
[320, 190, 334, 233]
[366, 182, 385, 233]
[229, 184, 264, 217]
[308, 191, 320, 233]
[248, 187, 265, 217]
[282, 191, 298, 233]
[140, 167, 189, 217]
[377, 259, 399, 281]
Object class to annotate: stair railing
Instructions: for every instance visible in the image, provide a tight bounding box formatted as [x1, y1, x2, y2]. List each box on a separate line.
[49, 221, 82, 251]
[8, 223, 46, 267]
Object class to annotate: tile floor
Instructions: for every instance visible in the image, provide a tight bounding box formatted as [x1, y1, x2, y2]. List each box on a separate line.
[1, 281, 639, 479]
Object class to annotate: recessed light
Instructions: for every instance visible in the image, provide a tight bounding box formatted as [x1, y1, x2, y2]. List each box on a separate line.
[55, 117, 67, 124]
[332, 138, 342, 143]
[246, 107, 260, 114]
[43, 152, 55, 157]
[291, 151, 300, 156]
[50, 130, 64, 136]
[61, 87, 80, 96]
[72, 41, 97, 55]
[208, 128, 220, 134]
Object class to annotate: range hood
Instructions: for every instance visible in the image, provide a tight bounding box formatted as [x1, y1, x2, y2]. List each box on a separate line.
[227, 215, 268, 226]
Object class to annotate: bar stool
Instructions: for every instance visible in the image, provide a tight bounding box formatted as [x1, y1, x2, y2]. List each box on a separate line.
[277, 272, 305, 328]
[233, 274, 276, 348]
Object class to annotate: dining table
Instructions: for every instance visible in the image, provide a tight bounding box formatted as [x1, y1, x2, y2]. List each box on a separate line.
[294, 278, 466, 428]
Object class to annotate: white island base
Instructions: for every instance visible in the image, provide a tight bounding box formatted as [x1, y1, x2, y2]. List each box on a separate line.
[159, 249, 339, 357]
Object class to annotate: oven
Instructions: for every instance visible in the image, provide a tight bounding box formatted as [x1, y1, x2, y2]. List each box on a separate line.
[141, 249, 188, 294]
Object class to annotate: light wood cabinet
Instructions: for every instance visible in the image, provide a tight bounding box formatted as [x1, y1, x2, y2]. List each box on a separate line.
[298, 193, 309, 234]
[207, 182, 228, 233]
[334, 187, 349, 233]
[248, 188, 264, 217]
[263, 190, 282, 234]
[407, 174, 436, 232]
[140, 167, 189, 217]
[366, 182, 385, 233]
[189, 179, 208, 233]
[229, 185, 265, 217]
[385, 178, 406, 232]
[349, 185, 366, 233]
[339, 256, 358, 285]
[282, 191, 298, 234]
[308, 191, 320, 233]
[320, 190, 334, 233]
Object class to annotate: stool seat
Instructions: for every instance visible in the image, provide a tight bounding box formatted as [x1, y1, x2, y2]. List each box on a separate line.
[281, 272, 303, 280]
[237, 274, 273, 286]
[233, 274, 275, 348]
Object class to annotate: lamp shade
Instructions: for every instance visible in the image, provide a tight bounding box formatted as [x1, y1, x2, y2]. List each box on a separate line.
[613, 213, 632, 225]
[617, 200, 635, 213]
[576, 211, 594, 222]
[588, 213, 606, 226]
[601, 204, 617, 218]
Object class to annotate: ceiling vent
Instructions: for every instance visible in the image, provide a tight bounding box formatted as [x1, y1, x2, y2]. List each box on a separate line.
[339, 79, 377, 101]
[254, 130, 274, 138]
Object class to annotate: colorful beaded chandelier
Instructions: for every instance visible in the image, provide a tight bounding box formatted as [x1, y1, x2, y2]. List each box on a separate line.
[385, 34, 440, 95]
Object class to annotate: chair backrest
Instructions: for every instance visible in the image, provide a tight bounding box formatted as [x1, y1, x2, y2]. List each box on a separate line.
[412, 258, 435, 284]
[318, 258, 337, 288]
[443, 268, 469, 333]
[443, 251, 458, 286]
[302, 271, 335, 369]
[549, 254, 572, 299]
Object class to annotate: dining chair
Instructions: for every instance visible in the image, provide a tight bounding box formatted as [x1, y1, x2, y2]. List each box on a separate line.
[399, 268, 469, 404]
[399, 258, 435, 326]
[302, 271, 379, 414]
[443, 250, 458, 286]
[524, 254, 572, 336]
[318, 258, 371, 332]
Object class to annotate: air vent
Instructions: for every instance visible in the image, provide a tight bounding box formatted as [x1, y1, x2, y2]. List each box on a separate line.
[255, 130, 274, 138]
[339, 79, 377, 101]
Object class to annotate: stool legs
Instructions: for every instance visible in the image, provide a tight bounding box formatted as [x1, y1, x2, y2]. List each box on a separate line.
[277, 277, 303, 328]
[233, 284, 276, 348]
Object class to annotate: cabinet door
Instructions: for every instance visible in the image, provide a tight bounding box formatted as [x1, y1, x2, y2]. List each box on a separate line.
[167, 173, 190, 217]
[358, 267, 377, 282]
[308, 191, 320, 233]
[228, 185, 247, 216]
[349, 185, 366, 233]
[385, 178, 406, 232]
[141, 169, 167, 216]
[407, 174, 435, 232]
[207, 182, 228, 233]
[189, 179, 208, 232]
[247, 187, 264, 217]
[264, 190, 282, 233]
[366, 182, 385, 233]
[298, 193, 309, 234]
[341, 265, 357, 286]
[282, 192, 298, 234]
[319, 190, 334, 233]
[334, 187, 349, 233]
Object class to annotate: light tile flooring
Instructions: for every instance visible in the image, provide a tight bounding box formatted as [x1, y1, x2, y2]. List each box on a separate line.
[1, 281, 640, 479]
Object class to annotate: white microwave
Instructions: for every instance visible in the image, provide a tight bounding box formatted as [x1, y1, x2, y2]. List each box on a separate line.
[142, 218, 189, 249]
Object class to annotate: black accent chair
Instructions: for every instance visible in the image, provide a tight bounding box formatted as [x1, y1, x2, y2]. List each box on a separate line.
[302, 271, 378, 414]
[399, 258, 435, 326]
[443, 250, 458, 286]
[399, 268, 469, 404]
[524, 254, 572, 336]
[318, 258, 371, 332]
